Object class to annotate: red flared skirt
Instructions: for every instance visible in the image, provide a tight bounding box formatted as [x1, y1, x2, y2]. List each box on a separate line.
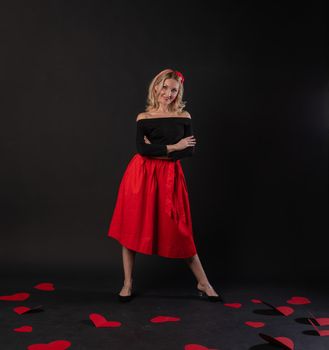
[108, 153, 197, 258]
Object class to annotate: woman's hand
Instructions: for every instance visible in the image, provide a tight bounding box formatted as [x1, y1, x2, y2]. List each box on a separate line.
[144, 136, 151, 144]
[174, 135, 196, 151]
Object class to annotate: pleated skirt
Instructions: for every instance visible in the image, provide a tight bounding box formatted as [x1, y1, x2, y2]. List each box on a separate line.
[107, 153, 197, 258]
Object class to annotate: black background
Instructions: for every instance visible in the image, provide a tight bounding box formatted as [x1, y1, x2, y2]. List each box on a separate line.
[1, 0, 328, 285]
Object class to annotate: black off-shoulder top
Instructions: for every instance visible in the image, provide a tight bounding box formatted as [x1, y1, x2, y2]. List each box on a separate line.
[136, 117, 195, 161]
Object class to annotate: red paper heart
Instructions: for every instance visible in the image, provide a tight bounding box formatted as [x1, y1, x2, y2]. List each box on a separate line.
[224, 303, 242, 308]
[312, 317, 329, 326]
[34, 283, 55, 291]
[259, 333, 294, 349]
[14, 325, 33, 332]
[286, 296, 311, 305]
[275, 337, 294, 349]
[251, 299, 262, 304]
[245, 321, 265, 328]
[0, 293, 30, 301]
[13, 305, 43, 315]
[89, 313, 121, 328]
[14, 306, 31, 314]
[261, 301, 294, 316]
[184, 344, 219, 350]
[276, 306, 294, 316]
[308, 312, 329, 326]
[308, 318, 329, 336]
[150, 315, 181, 323]
[27, 340, 71, 350]
[315, 318, 329, 326]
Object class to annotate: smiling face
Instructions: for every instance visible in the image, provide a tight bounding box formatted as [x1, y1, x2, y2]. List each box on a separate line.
[146, 70, 186, 113]
[155, 78, 180, 106]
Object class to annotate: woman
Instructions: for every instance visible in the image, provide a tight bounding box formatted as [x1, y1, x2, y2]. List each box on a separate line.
[108, 69, 222, 302]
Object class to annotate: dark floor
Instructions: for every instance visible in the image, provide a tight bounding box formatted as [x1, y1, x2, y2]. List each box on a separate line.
[1, 273, 329, 350]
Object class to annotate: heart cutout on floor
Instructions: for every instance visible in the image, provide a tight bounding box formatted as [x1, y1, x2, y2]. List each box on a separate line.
[89, 313, 121, 328]
[308, 318, 329, 336]
[308, 312, 329, 326]
[310, 317, 329, 326]
[224, 303, 242, 309]
[261, 301, 294, 316]
[14, 306, 31, 314]
[276, 306, 294, 316]
[150, 315, 181, 323]
[314, 318, 329, 326]
[27, 340, 71, 350]
[286, 296, 311, 305]
[34, 283, 55, 291]
[0, 292, 30, 301]
[245, 321, 265, 328]
[14, 305, 43, 315]
[259, 333, 294, 349]
[184, 344, 219, 350]
[251, 299, 262, 304]
[14, 325, 33, 332]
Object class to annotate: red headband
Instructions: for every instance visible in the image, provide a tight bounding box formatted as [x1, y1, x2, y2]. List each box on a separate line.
[175, 70, 184, 84]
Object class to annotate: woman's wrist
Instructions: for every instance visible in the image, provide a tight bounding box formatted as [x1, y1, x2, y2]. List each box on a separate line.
[166, 144, 177, 154]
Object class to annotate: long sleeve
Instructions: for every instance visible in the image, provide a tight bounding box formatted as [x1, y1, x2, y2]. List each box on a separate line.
[136, 121, 168, 156]
[168, 119, 195, 161]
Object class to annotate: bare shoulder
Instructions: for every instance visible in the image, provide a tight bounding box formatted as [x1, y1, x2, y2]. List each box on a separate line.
[136, 112, 148, 121]
[180, 110, 192, 119]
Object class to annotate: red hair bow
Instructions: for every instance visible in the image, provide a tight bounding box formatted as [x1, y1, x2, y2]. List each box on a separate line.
[175, 70, 184, 84]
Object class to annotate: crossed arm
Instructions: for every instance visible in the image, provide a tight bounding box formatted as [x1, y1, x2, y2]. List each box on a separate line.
[142, 134, 196, 160]
[136, 118, 196, 160]
[143, 136, 175, 160]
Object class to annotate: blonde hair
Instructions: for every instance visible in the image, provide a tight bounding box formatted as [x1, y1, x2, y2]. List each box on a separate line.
[145, 69, 186, 113]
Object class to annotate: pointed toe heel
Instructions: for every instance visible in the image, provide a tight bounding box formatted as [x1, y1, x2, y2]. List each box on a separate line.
[117, 285, 135, 303]
[196, 282, 224, 303]
[197, 288, 223, 302]
[117, 292, 135, 302]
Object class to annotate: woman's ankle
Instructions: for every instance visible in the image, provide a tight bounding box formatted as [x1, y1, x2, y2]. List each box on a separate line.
[123, 278, 133, 287]
[197, 280, 210, 288]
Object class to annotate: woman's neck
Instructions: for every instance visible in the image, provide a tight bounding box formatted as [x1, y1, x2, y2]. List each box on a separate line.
[154, 104, 171, 114]
[149, 109, 172, 115]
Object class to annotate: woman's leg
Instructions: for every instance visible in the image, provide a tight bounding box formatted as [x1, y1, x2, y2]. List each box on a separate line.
[119, 246, 136, 296]
[184, 254, 219, 296]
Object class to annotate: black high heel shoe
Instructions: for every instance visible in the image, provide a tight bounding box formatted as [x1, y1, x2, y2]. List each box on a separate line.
[197, 283, 224, 303]
[117, 285, 135, 302]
